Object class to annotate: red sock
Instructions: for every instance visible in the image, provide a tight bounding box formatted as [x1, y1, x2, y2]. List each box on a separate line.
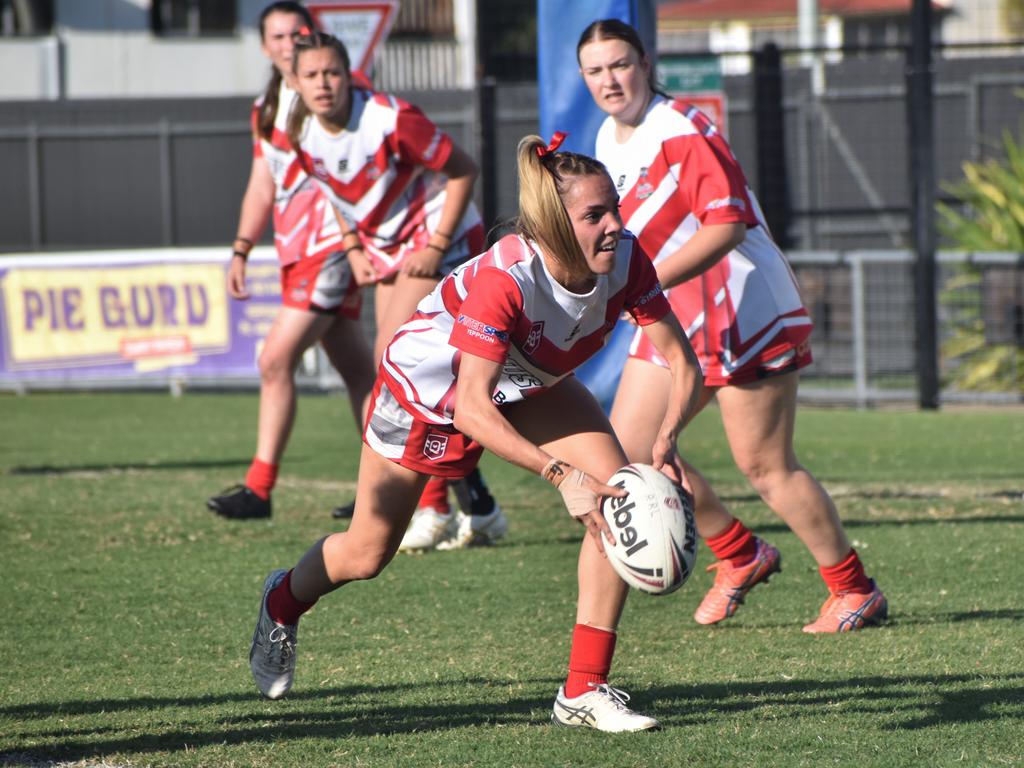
[245, 458, 278, 501]
[819, 549, 872, 594]
[705, 518, 757, 565]
[267, 570, 317, 626]
[564, 624, 616, 698]
[417, 476, 450, 514]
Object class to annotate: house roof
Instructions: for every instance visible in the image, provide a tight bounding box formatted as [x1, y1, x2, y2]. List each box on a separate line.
[658, 0, 946, 21]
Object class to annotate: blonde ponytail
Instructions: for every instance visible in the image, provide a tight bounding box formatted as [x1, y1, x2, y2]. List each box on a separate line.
[515, 135, 610, 280]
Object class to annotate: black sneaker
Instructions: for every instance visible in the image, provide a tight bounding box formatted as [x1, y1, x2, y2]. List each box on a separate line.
[331, 498, 356, 519]
[207, 485, 271, 519]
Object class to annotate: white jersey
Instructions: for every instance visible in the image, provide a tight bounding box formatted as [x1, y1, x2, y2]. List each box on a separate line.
[595, 95, 812, 384]
[379, 233, 669, 425]
[252, 80, 341, 265]
[296, 88, 481, 279]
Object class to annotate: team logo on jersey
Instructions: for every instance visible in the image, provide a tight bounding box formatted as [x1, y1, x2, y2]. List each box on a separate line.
[423, 432, 449, 461]
[524, 321, 545, 354]
[635, 167, 654, 200]
[365, 155, 382, 180]
[311, 158, 329, 181]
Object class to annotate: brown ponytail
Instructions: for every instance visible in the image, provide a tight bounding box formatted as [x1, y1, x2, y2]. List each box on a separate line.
[255, 1, 316, 141]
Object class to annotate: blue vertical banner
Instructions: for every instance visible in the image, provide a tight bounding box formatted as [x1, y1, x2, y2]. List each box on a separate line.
[537, 0, 656, 409]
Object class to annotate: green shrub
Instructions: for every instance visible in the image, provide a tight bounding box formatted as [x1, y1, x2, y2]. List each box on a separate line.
[936, 113, 1024, 393]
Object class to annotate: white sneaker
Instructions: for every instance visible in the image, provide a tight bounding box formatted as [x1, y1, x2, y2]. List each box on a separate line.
[398, 507, 456, 551]
[436, 505, 509, 550]
[551, 684, 660, 732]
[249, 569, 298, 700]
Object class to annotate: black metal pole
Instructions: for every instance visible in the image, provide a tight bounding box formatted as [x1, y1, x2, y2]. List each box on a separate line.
[907, 0, 939, 409]
[753, 42, 791, 248]
[477, 76, 497, 235]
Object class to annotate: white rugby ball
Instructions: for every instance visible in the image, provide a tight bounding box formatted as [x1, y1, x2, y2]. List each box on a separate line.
[600, 463, 697, 595]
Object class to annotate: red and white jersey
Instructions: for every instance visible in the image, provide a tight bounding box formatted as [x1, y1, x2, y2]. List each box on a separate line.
[295, 87, 481, 279]
[380, 233, 670, 425]
[252, 80, 341, 266]
[596, 95, 812, 382]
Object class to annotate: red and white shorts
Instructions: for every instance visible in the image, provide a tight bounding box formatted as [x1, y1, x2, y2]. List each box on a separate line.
[280, 250, 362, 319]
[629, 287, 813, 387]
[362, 376, 483, 478]
[364, 222, 486, 282]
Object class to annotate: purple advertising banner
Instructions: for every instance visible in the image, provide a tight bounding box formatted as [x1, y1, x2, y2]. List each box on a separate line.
[0, 248, 283, 389]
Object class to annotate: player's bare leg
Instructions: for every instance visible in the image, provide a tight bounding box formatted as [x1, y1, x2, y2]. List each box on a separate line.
[715, 371, 850, 567]
[290, 445, 428, 599]
[255, 306, 336, 465]
[610, 357, 733, 538]
[512, 375, 660, 731]
[319, 315, 375, 430]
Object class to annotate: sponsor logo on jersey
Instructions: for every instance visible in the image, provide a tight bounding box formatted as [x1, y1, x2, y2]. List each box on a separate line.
[563, 322, 582, 342]
[706, 196, 746, 211]
[457, 314, 508, 345]
[422, 131, 442, 163]
[337, 158, 348, 173]
[616, 174, 626, 191]
[635, 167, 654, 200]
[502, 358, 544, 390]
[635, 283, 664, 306]
[524, 320, 545, 354]
[423, 432, 449, 461]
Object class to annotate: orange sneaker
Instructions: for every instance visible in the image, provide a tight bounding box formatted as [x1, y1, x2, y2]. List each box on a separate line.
[693, 538, 781, 625]
[802, 580, 888, 633]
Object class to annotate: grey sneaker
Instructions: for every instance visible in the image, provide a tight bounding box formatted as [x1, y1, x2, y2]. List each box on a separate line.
[249, 569, 298, 700]
[551, 684, 660, 732]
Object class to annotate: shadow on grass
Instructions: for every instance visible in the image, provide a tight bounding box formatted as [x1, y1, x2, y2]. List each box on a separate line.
[6, 459, 252, 476]
[4, 672, 1023, 762]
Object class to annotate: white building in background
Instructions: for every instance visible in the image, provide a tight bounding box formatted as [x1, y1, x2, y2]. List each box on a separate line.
[656, 0, 1018, 74]
[0, 0, 475, 101]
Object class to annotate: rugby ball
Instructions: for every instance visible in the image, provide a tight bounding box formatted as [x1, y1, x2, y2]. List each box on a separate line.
[600, 463, 697, 596]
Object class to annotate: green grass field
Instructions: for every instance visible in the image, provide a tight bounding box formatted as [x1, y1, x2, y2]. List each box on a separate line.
[1, 392, 1022, 767]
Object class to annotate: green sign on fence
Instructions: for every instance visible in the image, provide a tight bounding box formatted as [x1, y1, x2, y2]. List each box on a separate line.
[658, 56, 722, 93]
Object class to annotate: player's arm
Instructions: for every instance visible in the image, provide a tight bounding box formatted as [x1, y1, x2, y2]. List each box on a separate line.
[638, 312, 703, 485]
[228, 155, 276, 300]
[654, 221, 746, 290]
[401, 145, 479, 278]
[452, 353, 620, 546]
[329, 205, 378, 285]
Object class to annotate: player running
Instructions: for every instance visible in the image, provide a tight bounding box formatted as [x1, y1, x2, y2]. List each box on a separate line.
[285, 29, 507, 550]
[207, 2, 375, 521]
[578, 19, 887, 633]
[247, 134, 703, 732]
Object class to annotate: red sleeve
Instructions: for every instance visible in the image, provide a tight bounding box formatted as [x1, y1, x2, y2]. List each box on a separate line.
[448, 268, 523, 363]
[664, 128, 757, 228]
[623, 240, 671, 326]
[389, 99, 453, 172]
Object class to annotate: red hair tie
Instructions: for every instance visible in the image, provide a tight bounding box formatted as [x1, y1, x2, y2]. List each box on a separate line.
[298, 25, 311, 35]
[536, 131, 568, 157]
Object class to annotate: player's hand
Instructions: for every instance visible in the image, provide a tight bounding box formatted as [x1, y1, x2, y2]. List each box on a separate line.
[346, 247, 379, 286]
[401, 246, 443, 279]
[542, 459, 625, 553]
[654, 447, 693, 496]
[227, 254, 250, 300]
